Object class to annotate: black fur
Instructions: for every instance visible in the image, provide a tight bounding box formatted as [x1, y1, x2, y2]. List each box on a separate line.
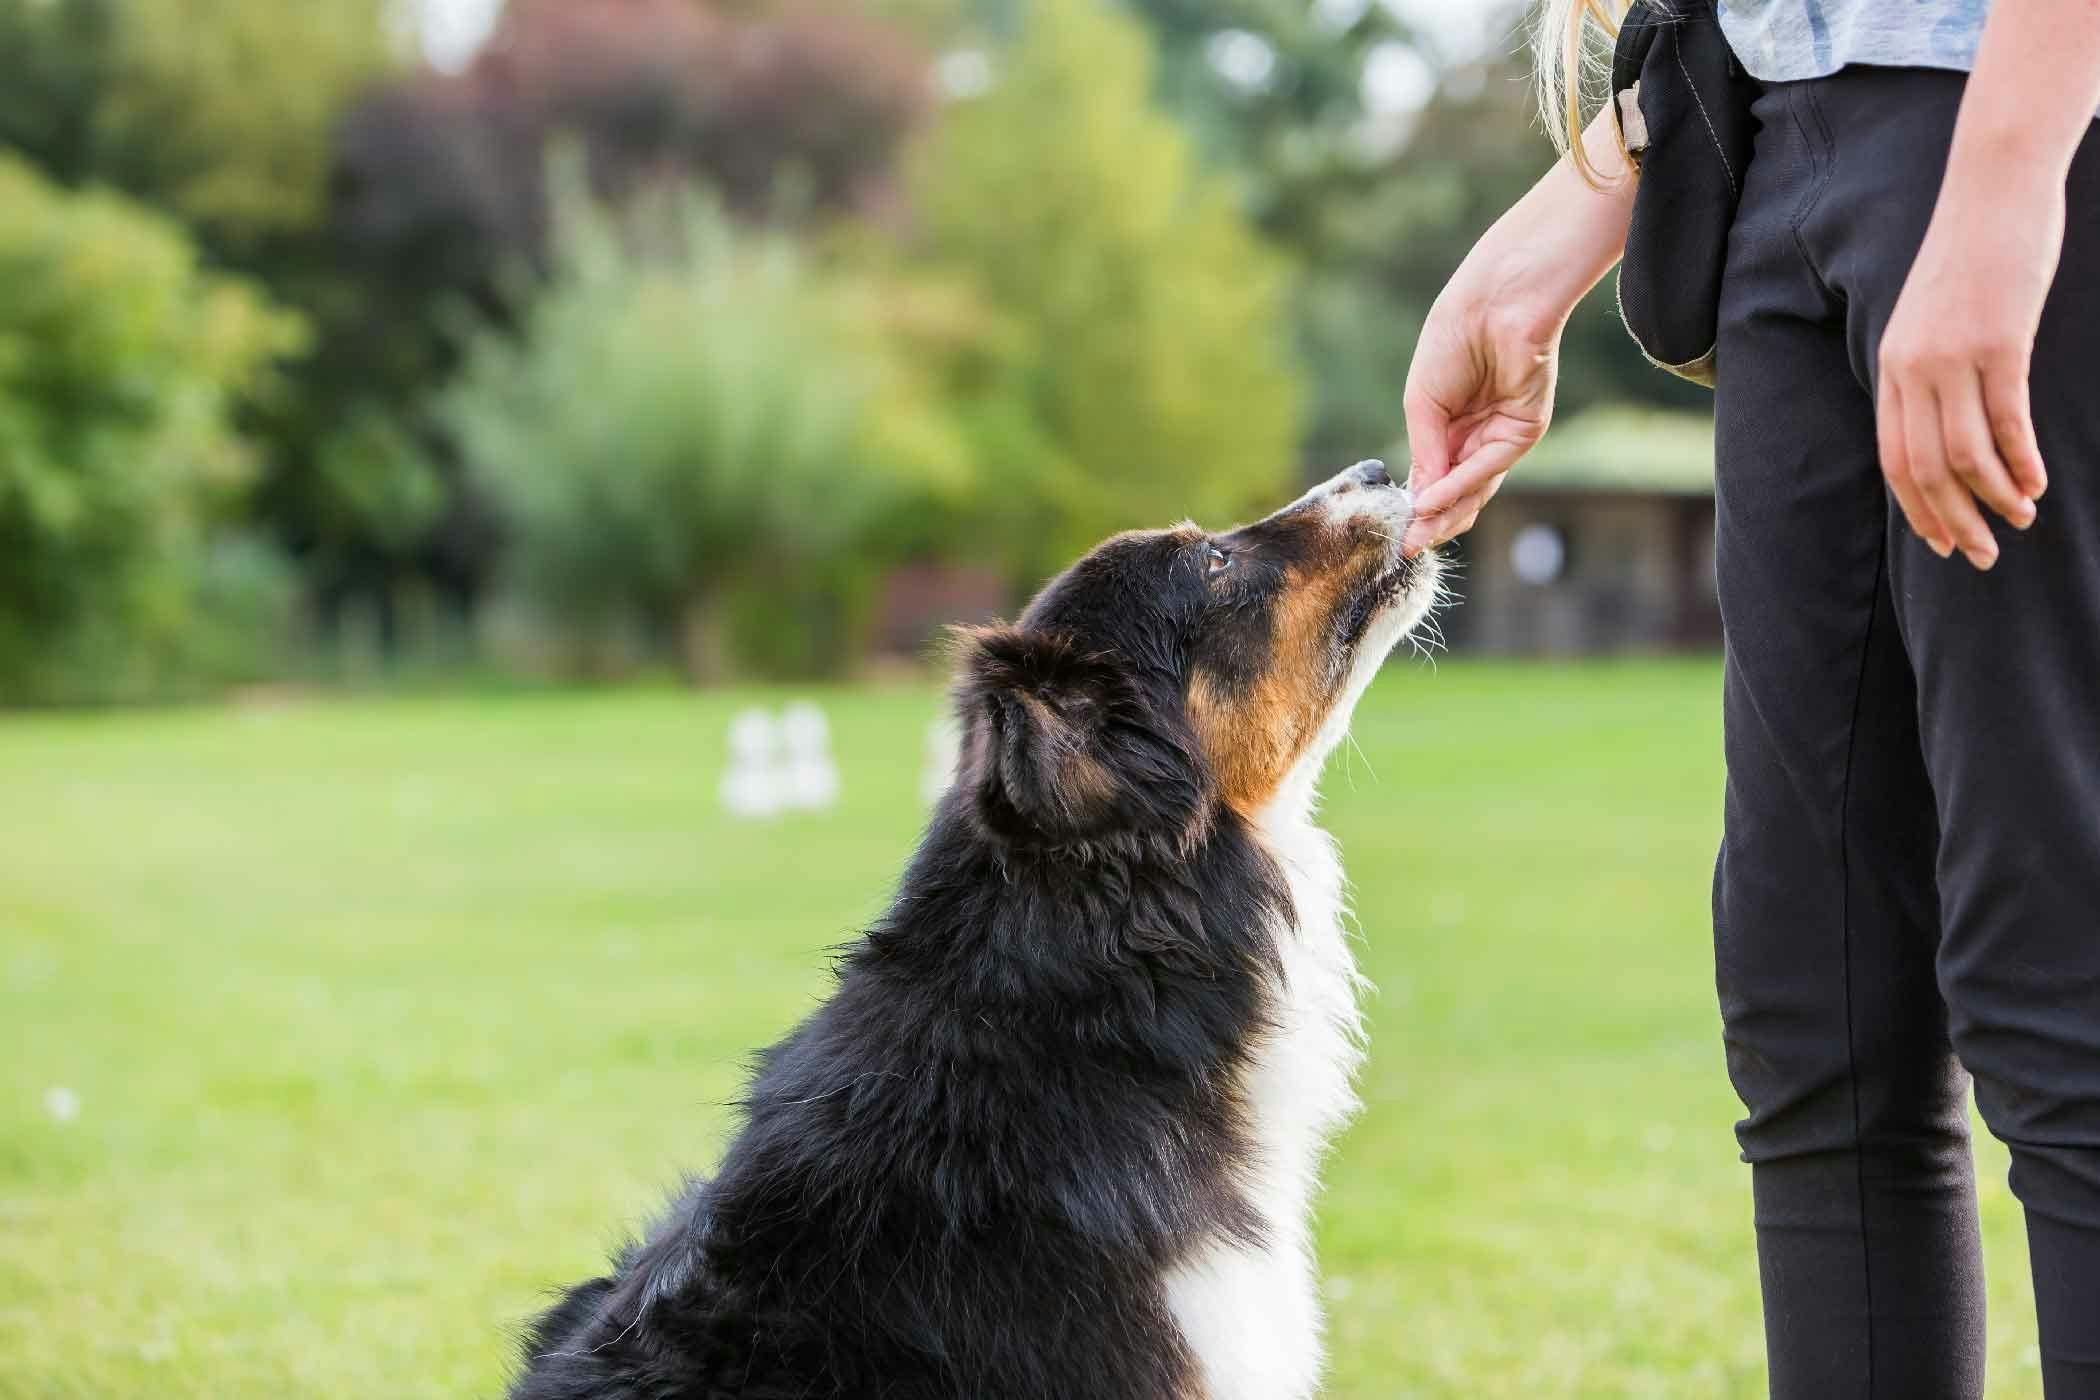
[507, 511, 1398, 1399]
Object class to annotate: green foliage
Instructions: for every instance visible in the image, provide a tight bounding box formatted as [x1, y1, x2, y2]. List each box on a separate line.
[1122, 0, 1417, 242]
[0, 0, 117, 184]
[1112, 0, 1436, 466]
[308, 408, 448, 559]
[0, 0, 444, 659]
[1116, 4, 1706, 466]
[447, 169, 971, 679]
[0, 155, 304, 702]
[94, 0, 396, 247]
[0, 0, 395, 247]
[912, 0, 1303, 575]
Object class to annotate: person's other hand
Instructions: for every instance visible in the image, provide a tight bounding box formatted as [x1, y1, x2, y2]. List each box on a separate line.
[1876, 165, 2062, 569]
[1400, 281, 1562, 556]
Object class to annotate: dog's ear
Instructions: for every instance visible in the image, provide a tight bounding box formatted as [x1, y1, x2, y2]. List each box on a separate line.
[950, 625, 1124, 841]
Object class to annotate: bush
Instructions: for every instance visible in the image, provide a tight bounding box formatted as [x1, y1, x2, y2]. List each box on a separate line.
[0, 155, 304, 703]
[446, 168, 970, 681]
[310, 2, 937, 634]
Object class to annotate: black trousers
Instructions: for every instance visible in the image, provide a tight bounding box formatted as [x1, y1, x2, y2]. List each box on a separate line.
[1714, 68, 2100, 1398]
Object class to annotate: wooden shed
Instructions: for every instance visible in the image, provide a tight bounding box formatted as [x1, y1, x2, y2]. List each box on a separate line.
[1438, 408, 1721, 656]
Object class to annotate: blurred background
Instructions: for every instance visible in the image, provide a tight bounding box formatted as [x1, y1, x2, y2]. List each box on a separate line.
[0, 1, 2047, 1396]
[0, 0, 1717, 700]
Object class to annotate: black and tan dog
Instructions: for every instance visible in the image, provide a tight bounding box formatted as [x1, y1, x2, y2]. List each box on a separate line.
[510, 461, 1442, 1400]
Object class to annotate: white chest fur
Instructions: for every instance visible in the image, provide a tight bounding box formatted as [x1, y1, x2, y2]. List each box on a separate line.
[1159, 555, 1433, 1398]
[1163, 799, 1366, 1400]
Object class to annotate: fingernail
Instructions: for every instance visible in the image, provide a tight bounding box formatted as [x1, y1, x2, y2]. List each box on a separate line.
[2015, 505, 2038, 530]
[1930, 539, 1954, 559]
[1969, 550, 1998, 571]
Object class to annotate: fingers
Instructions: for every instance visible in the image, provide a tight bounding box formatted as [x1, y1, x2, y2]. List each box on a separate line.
[1878, 371, 1952, 561]
[1981, 360, 2048, 502]
[1938, 368, 2036, 532]
[1403, 444, 1520, 555]
[1413, 437, 1521, 518]
[1403, 494, 1481, 554]
[1426, 475, 1509, 549]
[1881, 331, 2048, 570]
[1900, 378, 1997, 569]
[1403, 385, 1452, 496]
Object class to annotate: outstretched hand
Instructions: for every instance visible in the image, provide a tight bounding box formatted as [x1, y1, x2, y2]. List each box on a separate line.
[1398, 111, 1634, 556]
[1401, 298, 1560, 557]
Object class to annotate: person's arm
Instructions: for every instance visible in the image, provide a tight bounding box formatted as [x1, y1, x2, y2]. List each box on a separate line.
[1877, 0, 2100, 569]
[1402, 113, 1635, 553]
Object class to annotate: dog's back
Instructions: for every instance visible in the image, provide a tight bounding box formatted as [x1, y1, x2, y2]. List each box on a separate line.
[511, 793, 1277, 1400]
[508, 464, 1440, 1399]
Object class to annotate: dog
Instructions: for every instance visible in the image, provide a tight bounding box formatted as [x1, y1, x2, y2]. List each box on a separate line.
[510, 460, 1442, 1400]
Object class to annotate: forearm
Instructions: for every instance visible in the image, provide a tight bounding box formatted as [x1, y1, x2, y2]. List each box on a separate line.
[1948, 0, 2100, 190]
[1471, 111, 1637, 339]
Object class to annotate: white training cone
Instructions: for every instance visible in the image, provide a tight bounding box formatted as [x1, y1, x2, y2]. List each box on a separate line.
[781, 701, 840, 812]
[720, 707, 787, 819]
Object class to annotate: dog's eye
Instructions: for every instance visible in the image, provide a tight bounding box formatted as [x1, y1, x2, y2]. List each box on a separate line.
[1205, 544, 1233, 575]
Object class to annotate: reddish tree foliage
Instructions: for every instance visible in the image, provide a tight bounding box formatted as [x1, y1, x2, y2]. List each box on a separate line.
[293, 1, 930, 628]
[332, 0, 932, 295]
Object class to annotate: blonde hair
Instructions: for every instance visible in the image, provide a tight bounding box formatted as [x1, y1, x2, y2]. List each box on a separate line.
[1532, 0, 1633, 186]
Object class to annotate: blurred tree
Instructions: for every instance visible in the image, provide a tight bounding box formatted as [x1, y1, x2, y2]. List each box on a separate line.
[446, 166, 971, 680]
[334, 0, 931, 294]
[0, 0, 463, 658]
[0, 0, 398, 252]
[1106, 0, 1432, 467]
[292, 0, 937, 651]
[1117, 2, 1702, 466]
[1121, 0, 1415, 249]
[0, 0, 939, 666]
[0, 156, 304, 702]
[0, 0, 117, 186]
[912, 0, 1303, 577]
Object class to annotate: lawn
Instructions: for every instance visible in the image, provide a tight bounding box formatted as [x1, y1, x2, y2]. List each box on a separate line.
[0, 662, 2044, 1398]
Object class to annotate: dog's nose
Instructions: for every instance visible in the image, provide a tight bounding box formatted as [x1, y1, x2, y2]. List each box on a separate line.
[1349, 459, 1394, 489]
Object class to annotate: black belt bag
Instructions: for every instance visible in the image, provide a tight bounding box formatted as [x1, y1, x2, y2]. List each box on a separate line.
[1610, 0, 1760, 387]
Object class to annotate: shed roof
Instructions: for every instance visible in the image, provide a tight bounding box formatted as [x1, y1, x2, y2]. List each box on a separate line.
[1499, 406, 1715, 497]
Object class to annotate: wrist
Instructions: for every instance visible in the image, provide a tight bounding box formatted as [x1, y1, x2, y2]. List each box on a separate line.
[1455, 241, 1580, 346]
[1943, 125, 2077, 201]
[1464, 196, 1623, 342]
[1481, 124, 1635, 335]
[1930, 145, 2069, 255]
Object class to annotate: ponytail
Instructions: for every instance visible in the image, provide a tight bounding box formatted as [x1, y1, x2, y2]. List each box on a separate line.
[1532, 0, 1633, 186]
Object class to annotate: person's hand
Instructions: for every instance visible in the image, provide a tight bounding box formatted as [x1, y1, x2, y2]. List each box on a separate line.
[1399, 111, 1634, 555]
[1401, 283, 1562, 555]
[1876, 163, 2062, 569]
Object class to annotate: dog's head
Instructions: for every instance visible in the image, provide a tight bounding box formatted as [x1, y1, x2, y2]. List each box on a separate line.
[952, 461, 1441, 846]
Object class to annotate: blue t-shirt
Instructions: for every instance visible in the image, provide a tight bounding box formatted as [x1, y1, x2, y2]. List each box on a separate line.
[1716, 0, 1990, 81]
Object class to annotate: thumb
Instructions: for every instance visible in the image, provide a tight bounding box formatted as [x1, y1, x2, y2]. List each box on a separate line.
[1403, 385, 1452, 494]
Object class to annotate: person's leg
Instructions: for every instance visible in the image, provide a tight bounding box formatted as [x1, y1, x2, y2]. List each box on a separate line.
[1797, 67, 2100, 1394]
[1711, 80, 1985, 1400]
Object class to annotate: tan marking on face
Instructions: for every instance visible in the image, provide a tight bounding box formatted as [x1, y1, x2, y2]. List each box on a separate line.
[1186, 562, 1357, 815]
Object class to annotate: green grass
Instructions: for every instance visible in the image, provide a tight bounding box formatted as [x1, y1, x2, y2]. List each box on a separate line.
[0, 663, 2044, 1397]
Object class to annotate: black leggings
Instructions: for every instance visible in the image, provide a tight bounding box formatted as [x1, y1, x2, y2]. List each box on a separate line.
[1714, 69, 2100, 1397]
